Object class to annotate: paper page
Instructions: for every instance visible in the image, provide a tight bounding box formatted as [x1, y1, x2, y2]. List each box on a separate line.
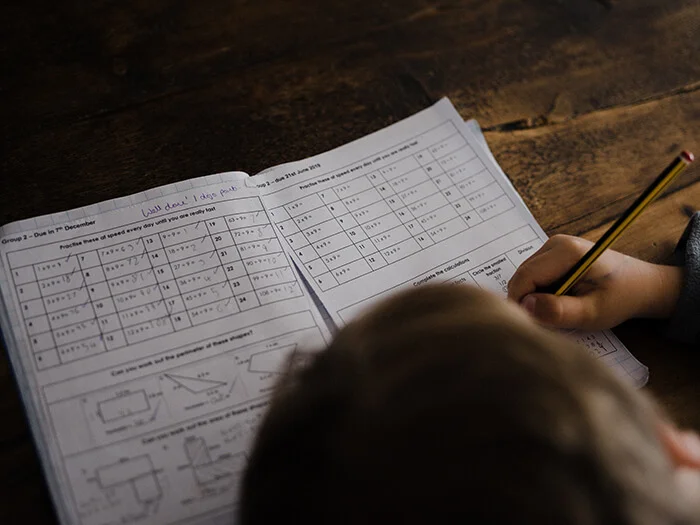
[252, 99, 648, 387]
[0, 172, 331, 525]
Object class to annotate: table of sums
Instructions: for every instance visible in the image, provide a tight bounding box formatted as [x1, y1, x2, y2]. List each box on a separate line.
[8, 198, 303, 371]
[271, 131, 515, 291]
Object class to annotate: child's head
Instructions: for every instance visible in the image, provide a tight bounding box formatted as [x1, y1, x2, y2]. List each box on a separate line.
[239, 285, 700, 524]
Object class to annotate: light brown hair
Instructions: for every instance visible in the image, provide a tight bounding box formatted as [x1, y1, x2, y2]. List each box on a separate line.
[239, 285, 696, 524]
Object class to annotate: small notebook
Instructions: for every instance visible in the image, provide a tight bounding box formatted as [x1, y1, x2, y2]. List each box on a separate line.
[0, 98, 647, 525]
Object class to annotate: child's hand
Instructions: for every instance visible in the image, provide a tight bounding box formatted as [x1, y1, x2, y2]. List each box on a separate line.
[507, 235, 684, 331]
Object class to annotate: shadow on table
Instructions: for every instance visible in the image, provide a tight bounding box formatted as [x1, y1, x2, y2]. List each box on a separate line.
[614, 319, 700, 430]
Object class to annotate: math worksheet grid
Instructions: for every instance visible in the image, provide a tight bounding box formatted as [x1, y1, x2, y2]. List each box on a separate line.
[271, 127, 515, 291]
[8, 197, 302, 371]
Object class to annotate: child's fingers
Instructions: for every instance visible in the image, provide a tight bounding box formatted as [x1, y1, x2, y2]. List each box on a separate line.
[520, 292, 597, 330]
[508, 236, 591, 302]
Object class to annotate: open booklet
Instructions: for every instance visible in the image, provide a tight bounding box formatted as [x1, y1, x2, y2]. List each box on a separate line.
[0, 98, 647, 525]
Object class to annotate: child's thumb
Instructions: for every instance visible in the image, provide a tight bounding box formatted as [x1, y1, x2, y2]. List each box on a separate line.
[520, 293, 594, 330]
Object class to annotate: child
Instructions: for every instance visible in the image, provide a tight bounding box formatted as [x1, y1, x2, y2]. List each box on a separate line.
[239, 277, 700, 524]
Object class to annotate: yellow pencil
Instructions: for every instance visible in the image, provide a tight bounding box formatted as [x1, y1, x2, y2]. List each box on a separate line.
[543, 151, 695, 296]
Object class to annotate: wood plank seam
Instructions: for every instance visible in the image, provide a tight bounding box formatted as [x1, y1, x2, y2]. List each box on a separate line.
[549, 179, 698, 234]
[483, 80, 700, 133]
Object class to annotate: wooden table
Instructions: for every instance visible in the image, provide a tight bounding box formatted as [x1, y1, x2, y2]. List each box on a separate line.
[2, 0, 700, 521]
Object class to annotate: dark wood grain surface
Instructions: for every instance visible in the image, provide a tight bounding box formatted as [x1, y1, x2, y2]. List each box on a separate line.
[2, 0, 700, 522]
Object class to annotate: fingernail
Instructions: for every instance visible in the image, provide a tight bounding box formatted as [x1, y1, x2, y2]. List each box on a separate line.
[681, 432, 700, 462]
[521, 295, 536, 315]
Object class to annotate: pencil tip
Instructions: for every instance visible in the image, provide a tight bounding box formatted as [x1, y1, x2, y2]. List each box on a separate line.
[682, 151, 695, 163]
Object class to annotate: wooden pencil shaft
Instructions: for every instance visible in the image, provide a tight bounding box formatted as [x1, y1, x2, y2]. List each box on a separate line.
[542, 155, 691, 296]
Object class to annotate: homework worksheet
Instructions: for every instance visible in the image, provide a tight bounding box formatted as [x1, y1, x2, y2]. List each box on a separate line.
[254, 99, 648, 386]
[0, 98, 649, 525]
[0, 173, 330, 525]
